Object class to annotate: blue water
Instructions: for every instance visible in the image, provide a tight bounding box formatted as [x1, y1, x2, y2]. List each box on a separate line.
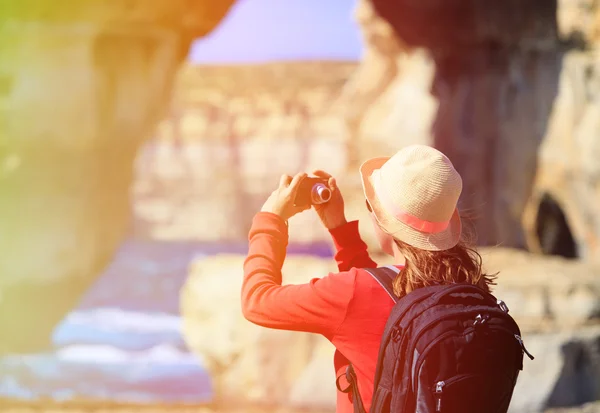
[0, 239, 333, 404]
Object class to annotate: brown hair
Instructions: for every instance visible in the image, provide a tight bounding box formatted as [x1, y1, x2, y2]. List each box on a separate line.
[390, 228, 497, 298]
[365, 200, 496, 297]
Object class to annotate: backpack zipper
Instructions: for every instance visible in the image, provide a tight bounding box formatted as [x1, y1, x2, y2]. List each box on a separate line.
[435, 380, 445, 411]
[515, 334, 535, 360]
[412, 322, 531, 394]
[407, 308, 512, 391]
[400, 302, 515, 413]
[412, 327, 474, 393]
[434, 373, 479, 412]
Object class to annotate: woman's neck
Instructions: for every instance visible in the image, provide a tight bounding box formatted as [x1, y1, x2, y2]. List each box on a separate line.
[392, 246, 406, 266]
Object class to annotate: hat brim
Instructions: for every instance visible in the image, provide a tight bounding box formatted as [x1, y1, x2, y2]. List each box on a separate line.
[359, 157, 462, 251]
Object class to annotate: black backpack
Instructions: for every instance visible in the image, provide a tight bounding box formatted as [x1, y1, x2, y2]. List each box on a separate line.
[338, 266, 534, 413]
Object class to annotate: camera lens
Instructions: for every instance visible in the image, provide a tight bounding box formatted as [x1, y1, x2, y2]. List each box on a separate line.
[311, 184, 331, 204]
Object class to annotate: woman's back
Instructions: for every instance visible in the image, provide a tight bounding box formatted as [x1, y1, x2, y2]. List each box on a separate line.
[242, 214, 398, 413]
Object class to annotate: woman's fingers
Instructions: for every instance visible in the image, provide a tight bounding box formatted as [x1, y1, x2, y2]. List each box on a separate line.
[312, 170, 332, 179]
[279, 174, 292, 188]
[328, 177, 337, 191]
[287, 172, 307, 195]
[314, 170, 337, 191]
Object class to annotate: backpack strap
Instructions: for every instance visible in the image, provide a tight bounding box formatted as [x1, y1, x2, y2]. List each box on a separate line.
[363, 266, 401, 303]
[338, 266, 401, 413]
[337, 365, 367, 413]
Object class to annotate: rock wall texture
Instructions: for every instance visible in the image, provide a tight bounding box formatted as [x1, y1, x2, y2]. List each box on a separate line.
[337, 0, 558, 251]
[523, 50, 600, 260]
[132, 62, 355, 244]
[139, 0, 600, 263]
[339, 0, 600, 258]
[180, 255, 340, 409]
[180, 249, 600, 413]
[0, 0, 234, 353]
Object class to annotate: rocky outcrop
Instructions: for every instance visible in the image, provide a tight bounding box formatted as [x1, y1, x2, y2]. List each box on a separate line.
[337, 0, 600, 258]
[136, 1, 600, 263]
[483, 250, 600, 412]
[338, 0, 560, 250]
[132, 62, 354, 243]
[482, 248, 600, 331]
[0, 0, 235, 353]
[558, 0, 600, 46]
[522, 51, 600, 261]
[180, 254, 339, 408]
[547, 401, 600, 413]
[181, 249, 600, 412]
[510, 327, 600, 413]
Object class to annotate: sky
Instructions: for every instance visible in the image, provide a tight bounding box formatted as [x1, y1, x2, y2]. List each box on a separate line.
[189, 0, 364, 64]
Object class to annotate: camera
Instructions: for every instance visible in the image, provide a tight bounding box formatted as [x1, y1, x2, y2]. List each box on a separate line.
[294, 176, 332, 208]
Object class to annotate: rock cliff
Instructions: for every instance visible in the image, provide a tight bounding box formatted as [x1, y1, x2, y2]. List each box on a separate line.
[132, 62, 354, 243]
[339, 0, 600, 258]
[0, 0, 235, 353]
[140, 0, 600, 263]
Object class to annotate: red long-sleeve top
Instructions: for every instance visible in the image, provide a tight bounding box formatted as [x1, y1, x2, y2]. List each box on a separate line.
[242, 212, 399, 413]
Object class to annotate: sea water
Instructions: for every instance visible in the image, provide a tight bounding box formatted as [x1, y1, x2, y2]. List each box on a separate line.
[0, 239, 332, 404]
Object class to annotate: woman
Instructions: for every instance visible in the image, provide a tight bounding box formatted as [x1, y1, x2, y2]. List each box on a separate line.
[241, 145, 495, 413]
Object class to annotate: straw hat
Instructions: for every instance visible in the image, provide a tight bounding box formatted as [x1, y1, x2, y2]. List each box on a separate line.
[360, 145, 463, 251]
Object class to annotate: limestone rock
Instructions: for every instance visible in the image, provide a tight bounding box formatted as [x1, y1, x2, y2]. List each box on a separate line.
[546, 401, 600, 413]
[510, 327, 600, 413]
[180, 254, 338, 406]
[0, 0, 235, 353]
[140, 13, 599, 261]
[335, 0, 600, 260]
[132, 0, 600, 267]
[363, 0, 558, 52]
[341, 1, 560, 250]
[480, 247, 600, 332]
[133, 62, 354, 243]
[1, 1, 234, 40]
[288, 338, 338, 410]
[522, 51, 600, 261]
[557, 0, 600, 47]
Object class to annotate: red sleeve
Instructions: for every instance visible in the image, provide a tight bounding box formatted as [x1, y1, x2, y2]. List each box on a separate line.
[241, 212, 355, 337]
[328, 220, 378, 271]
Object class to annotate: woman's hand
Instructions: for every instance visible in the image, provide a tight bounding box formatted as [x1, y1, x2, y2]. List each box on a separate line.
[261, 172, 311, 221]
[312, 170, 347, 230]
